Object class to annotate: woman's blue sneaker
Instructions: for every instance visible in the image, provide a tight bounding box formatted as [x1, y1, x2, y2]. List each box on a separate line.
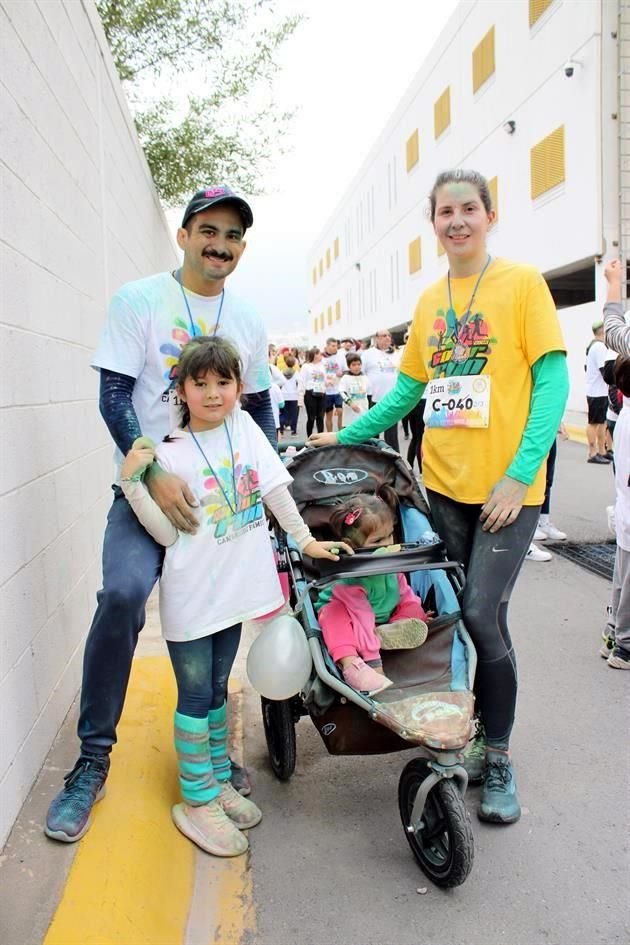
[478, 750, 521, 824]
[45, 754, 110, 842]
[462, 721, 487, 784]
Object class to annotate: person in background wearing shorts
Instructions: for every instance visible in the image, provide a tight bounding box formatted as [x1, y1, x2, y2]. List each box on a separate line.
[322, 337, 346, 433]
[585, 321, 613, 464]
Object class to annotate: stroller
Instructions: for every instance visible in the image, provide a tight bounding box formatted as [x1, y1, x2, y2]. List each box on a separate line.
[261, 440, 477, 888]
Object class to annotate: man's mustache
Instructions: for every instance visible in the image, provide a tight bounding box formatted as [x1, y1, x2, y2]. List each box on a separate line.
[203, 250, 232, 261]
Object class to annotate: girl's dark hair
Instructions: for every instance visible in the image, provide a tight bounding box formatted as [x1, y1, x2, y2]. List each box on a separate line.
[284, 355, 296, 368]
[328, 485, 398, 548]
[175, 336, 242, 428]
[429, 169, 493, 222]
[306, 346, 320, 363]
[614, 355, 630, 398]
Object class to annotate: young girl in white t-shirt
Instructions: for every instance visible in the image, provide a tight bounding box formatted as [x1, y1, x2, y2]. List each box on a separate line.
[119, 336, 351, 858]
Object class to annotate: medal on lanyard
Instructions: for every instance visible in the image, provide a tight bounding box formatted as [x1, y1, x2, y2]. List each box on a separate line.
[176, 268, 225, 339]
[446, 255, 491, 360]
[188, 421, 238, 516]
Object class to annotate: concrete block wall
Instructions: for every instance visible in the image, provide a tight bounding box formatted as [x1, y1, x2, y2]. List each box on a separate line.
[0, 0, 177, 846]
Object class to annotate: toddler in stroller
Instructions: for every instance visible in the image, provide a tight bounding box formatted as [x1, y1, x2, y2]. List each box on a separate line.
[316, 486, 430, 695]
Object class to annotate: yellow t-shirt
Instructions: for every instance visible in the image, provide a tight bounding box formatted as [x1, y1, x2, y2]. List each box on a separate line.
[400, 258, 566, 505]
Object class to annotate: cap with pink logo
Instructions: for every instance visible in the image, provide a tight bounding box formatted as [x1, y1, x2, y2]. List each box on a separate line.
[181, 185, 254, 230]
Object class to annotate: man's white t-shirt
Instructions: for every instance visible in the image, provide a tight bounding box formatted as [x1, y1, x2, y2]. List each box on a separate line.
[91, 272, 270, 468]
[155, 409, 291, 641]
[322, 352, 346, 395]
[360, 347, 398, 401]
[338, 374, 370, 426]
[585, 339, 611, 398]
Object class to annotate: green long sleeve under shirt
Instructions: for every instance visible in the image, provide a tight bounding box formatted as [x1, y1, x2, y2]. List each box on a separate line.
[338, 351, 569, 486]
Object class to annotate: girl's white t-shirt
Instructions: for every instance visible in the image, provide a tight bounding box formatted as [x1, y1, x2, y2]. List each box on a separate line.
[91, 272, 271, 468]
[299, 363, 326, 393]
[155, 410, 291, 641]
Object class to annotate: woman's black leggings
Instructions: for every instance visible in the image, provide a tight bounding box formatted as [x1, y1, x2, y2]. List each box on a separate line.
[427, 490, 540, 749]
[304, 390, 325, 437]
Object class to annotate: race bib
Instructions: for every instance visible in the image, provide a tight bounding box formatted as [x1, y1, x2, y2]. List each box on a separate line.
[423, 376, 491, 428]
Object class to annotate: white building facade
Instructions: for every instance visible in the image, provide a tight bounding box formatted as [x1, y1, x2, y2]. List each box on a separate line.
[308, 0, 629, 413]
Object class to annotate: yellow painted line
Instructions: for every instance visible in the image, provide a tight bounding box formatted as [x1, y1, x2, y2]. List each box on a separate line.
[44, 656, 193, 945]
[213, 683, 256, 945]
[213, 854, 256, 945]
[565, 423, 587, 445]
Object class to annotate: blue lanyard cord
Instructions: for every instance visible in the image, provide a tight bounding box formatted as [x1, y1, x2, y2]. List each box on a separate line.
[176, 269, 225, 339]
[187, 421, 238, 516]
[447, 255, 492, 320]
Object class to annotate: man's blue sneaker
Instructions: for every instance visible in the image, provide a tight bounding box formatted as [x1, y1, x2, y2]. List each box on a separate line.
[478, 750, 521, 824]
[462, 720, 487, 785]
[45, 754, 110, 842]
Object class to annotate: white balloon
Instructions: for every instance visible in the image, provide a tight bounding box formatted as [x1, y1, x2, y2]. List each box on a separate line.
[247, 615, 313, 700]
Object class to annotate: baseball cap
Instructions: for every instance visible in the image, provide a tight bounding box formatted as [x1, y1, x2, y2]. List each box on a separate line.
[592, 319, 604, 331]
[181, 186, 254, 230]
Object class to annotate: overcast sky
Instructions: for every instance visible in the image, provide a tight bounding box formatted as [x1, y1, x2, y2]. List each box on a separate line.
[169, 0, 460, 342]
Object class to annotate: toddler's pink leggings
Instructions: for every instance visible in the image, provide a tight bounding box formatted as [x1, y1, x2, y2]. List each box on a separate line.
[319, 577, 426, 664]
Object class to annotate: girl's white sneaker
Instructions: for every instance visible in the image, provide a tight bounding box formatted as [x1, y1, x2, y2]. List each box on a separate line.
[172, 800, 248, 856]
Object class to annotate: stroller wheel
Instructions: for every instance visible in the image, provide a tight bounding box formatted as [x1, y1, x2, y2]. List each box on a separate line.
[398, 759, 474, 888]
[261, 696, 297, 781]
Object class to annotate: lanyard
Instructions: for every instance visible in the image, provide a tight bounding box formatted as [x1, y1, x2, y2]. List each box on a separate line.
[447, 255, 492, 320]
[176, 269, 225, 339]
[187, 421, 238, 516]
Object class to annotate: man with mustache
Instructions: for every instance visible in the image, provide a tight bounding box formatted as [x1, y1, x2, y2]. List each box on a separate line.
[45, 187, 273, 843]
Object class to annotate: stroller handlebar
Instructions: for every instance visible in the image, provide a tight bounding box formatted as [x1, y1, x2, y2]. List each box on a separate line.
[303, 541, 455, 587]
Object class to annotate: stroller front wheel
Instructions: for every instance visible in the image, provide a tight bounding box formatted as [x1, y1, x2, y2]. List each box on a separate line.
[261, 696, 297, 781]
[398, 758, 474, 888]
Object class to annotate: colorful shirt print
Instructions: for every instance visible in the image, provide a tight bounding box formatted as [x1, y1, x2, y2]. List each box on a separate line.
[400, 259, 565, 505]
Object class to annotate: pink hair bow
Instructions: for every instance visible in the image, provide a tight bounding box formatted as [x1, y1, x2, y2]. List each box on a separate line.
[344, 507, 362, 526]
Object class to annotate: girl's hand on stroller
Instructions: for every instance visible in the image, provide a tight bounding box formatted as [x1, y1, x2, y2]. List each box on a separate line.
[307, 432, 338, 448]
[303, 540, 354, 561]
[480, 476, 528, 532]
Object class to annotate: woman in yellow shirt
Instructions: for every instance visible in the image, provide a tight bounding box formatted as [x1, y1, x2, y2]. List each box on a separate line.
[309, 169, 569, 826]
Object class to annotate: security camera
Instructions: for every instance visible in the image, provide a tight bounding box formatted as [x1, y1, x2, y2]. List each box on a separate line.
[564, 59, 578, 77]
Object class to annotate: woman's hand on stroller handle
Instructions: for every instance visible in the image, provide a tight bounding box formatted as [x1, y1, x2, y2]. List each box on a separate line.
[302, 539, 354, 561]
[307, 432, 338, 448]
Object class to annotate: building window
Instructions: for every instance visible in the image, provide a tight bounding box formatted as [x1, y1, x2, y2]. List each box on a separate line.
[312, 267, 317, 285]
[318, 258, 323, 277]
[327, 305, 333, 326]
[408, 237, 422, 275]
[530, 126, 565, 199]
[434, 87, 451, 139]
[313, 317, 318, 335]
[334, 237, 340, 259]
[326, 248, 331, 269]
[406, 129, 419, 172]
[472, 26, 495, 93]
[335, 299, 341, 320]
[488, 175, 499, 223]
[319, 312, 324, 331]
[529, 0, 555, 28]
